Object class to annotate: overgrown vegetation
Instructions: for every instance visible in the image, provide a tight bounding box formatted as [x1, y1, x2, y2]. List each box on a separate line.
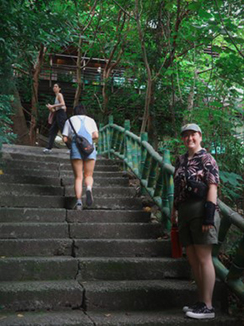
[0, 0, 243, 205]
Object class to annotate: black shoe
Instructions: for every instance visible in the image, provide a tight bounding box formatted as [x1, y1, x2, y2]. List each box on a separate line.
[86, 189, 93, 207]
[182, 301, 204, 313]
[186, 303, 215, 319]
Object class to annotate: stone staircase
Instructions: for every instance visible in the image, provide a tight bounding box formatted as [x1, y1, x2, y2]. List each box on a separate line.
[0, 145, 239, 325]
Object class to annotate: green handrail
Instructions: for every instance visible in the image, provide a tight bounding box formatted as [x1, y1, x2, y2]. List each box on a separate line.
[98, 115, 244, 303]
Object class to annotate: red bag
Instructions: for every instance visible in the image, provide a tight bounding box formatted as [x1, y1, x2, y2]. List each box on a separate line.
[171, 224, 182, 258]
[48, 112, 55, 124]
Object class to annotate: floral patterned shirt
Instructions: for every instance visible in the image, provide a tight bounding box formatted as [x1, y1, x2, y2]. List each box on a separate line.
[173, 148, 219, 209]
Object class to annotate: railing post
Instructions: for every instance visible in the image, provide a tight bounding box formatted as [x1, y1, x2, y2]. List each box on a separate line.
[140, 133, 148, 177]
[108, 115, 114, 159]
[124, 120, 131, 170]
[98, 123, 104, 154]
[162, 149, 173, 231]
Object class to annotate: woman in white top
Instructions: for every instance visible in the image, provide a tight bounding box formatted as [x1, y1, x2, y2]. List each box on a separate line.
[62, 104, 99, 210]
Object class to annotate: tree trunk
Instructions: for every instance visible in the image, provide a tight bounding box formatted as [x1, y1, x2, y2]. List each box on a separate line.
[30, 44, 47, 145]
[11, 83, 30, 145]
[73, 36, 83, 108]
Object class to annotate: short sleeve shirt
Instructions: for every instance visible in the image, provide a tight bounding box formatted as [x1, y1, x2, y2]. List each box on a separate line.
[62, 115, 98, 138]
[173, 148, 219, 209]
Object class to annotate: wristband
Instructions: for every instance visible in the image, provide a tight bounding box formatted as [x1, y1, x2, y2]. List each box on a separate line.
[203, 201, 216, 226]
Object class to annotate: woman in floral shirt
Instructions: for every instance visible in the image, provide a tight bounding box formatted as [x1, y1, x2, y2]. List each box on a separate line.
[171, 123, 220, 320]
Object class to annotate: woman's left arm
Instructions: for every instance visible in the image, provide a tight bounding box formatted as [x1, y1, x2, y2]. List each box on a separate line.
[202, 184, 218, 232]
[48, 94, 65, 110]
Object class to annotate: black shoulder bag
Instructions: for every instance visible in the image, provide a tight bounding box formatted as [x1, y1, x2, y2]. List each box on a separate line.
[184, 157, 208, 199]
[68, 118, 94, 157]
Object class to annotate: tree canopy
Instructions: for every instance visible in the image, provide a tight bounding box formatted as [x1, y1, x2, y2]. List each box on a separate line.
[0, 0, 243, 202]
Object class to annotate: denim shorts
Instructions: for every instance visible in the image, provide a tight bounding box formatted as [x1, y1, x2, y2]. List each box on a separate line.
[178, 199, 220, 247]
[70, 140, 96, 161]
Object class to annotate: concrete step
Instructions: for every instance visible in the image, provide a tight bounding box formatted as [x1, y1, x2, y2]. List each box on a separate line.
[0, 310, 238, 326]
[0, 195, 65, 208]
[77, 257, 191, 281]
[0, 238, 170, 258]
[0, 310, 93, 326]
[62, 176, 129, 187]
[81, 279, 198, 311]
[0, 184, 135, 197]
[65, 186, 137, 197]
[0, 223, 69, 239]
[0, 183, 64, 196]
[0, 257, 78, 281]
[74, 239, 171, 257]
[0, 280, 83, 311]
[67, 210, 151, 223]
[66, 197, 143, 210]
[0, 174, 61, 186]
[0, 167, 125, 178]
[0, 159, 120, 171]
[0, 257, 190, 282]
[0, 208, 150, 223]
[0, 222, 161, 240]
[69, 223, 163, 239]
[0, 239, 73, 257]
[0, 208, 66, 223]
[0, 195, 142, 209]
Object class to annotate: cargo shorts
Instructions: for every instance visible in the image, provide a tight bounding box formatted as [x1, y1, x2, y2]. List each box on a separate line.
[178, 199, 220, 247]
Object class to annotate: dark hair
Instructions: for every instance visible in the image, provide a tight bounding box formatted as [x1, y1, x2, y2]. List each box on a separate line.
[74, 104, 87, 116]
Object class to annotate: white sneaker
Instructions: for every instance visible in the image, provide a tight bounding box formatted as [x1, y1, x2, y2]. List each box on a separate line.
[73, 202, 83, 211]
[43, 148, 52, 153]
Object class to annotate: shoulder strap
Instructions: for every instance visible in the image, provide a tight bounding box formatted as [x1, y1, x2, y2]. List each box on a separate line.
[68, 118, 78, 137]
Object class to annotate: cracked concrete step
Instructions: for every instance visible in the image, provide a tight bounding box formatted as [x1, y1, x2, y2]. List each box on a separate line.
[77, 257, 191, 281]
[0, 310, 238, 326]
[67, 210, 151, 223]
[0, 223, 161, 240]
[69, 223, 163, 239]
[0, 174, 129, 187]
[0, 280, 84, 312]
[65, 197, 143, 210]
[74, 239, 171, 257]
[0, 184, 136, 197]
[0, 195, 143, 209]
[0, 257, 78, 282]
[0, 257, 190, 282]
[65, 186, 137, 197]
[0, 195, 65, 208]
[0, 223, 69, 239]
[1, 146, 119, 165]
[62, 176, 129, 187]
[0, 310, 94, 326]
[0, 208, 150, 223]
[0, 183, 64, 196]
[0, 239, 73, 257]
[82, 279, 198, 311]
[0, 167, 125, 178]
[0, 159, 120, 171]
[0, 208, 66, 223]
[0, 174, 61, 186]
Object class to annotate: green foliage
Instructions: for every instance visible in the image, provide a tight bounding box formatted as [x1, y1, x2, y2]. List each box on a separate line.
[0, 95, 17, 146]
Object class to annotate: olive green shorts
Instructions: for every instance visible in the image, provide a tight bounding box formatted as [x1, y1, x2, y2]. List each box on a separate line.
[178, 199, 220, 247]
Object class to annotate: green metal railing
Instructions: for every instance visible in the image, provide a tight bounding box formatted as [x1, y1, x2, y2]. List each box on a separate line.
[98, 116, 244, 302]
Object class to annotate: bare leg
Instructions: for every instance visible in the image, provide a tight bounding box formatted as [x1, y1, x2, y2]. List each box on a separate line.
[194, 244, 215, 308]
[71, 159, 83, 200]
[84, 159, 95, 188]
[84, 159, 95, 206]
[186, 245, 203, 302]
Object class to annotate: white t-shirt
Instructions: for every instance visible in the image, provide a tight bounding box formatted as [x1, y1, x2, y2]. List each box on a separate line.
[62, 115, 98, 138]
